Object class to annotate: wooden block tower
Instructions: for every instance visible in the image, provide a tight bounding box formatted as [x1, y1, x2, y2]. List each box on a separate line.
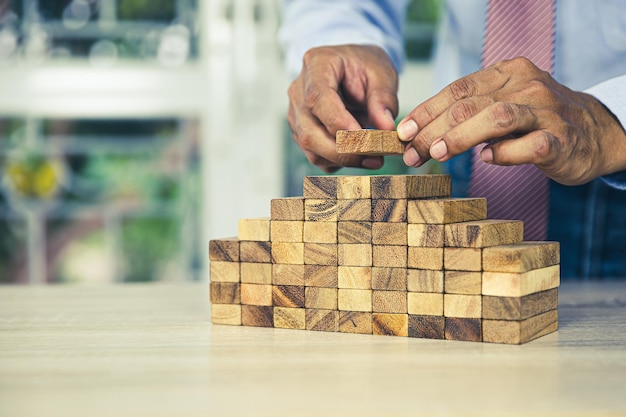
[209, 172, 559, 344]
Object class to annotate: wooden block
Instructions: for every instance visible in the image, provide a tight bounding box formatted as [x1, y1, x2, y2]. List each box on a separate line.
[271, 242, 304, 265]
[407, 292, 444, 316]
[338, 266, 372, 289]
[444, 248, 482, 271]
[338, 199, 372, 221]
[241, 305, 274, 327]
[271, 197, 305, 221]
[337, 175, 371, 199]
[336, 129, 404, 155]
[210, 282, 241, 304]
[303, 176, 337, 199]
[240, 283, 272, 306]
[240, 262, 272, 285]
[338, 243, 373, 267]
[304, 243, 337, 266]
[209, 238, 239, 262]
[372, 290, 407, 313]
[372, 222, 407, 245]
[238, 218, 270, 241]
[482, 242, 560, 273]
[407, 269, 444, 293]
[444, 271, 482, 295]
[304, 265, 338, 288]
[338, 289, 372, 312]
[240, 241, 271, 263]
[407, 224, 444, 247]
[371, 267, 407, 291]
[482, 265, 560, 297]
[339, 311, 373, 334]
[270, 221, 303, 243]
[209, 261, 240, 283]
[483, 288, 558, 320]
[407, 198, 487, 224]
[211, 304, 241, 326]
[373, 245, 407, 268]
[407, 247, 443, 270]
[370, 175, 452, 199]
[483, 309, 558, 344]
[445, 220, 524, 248]
[305, 287, 338, 310]
[272, 285, 305, 308]
[337, 221, 371, 244]
[444, 294, 482, 318]
[306, 309, 339, 332]
[272, 264, 305, 286]
[371, 199, 407, 223]
[305, 199, 338, 222]
[445, 317, 482, 342]
[408, 315, 445, 339]
[303, 221, 337, 243]
[273, 307, 306, 329]
[372, 313, 408, 336]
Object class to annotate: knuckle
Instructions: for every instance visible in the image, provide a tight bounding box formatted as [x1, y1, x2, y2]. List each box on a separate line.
[490, 102, 518, 130]
[448, 100, 477, 125]
[448, 78, 476, 100]
[303, 84, 323, 110]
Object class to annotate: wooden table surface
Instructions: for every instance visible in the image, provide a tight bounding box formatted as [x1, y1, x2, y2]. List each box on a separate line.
[1, 282, 625, 417]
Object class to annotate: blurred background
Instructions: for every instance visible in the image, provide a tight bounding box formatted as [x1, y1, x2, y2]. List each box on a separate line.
[0, 0, 442, 284]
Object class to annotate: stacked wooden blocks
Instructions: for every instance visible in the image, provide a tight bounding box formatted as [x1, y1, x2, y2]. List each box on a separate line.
[209, 174, 560, 344]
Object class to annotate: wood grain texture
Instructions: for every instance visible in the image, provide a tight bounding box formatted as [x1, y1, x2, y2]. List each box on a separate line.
[337, 221, 372, 244]
[209, 261, 240, 283]
[238, 218, 270, 241]
[270, 221, 303, 243]
[372, 222, 407, 245]
[271, 242, 304, 265]
[239, 241, 271, 263]
[240, 262, 272, 285]
[407, 292, 444, 316]
[444, 271, 482, 295]
[241, 305, 274, 327]
[373, 245, 408, 268]
[338, 243, 373, 267]
[338, 199, 372, 221]
[445, 317, 482, 342]
[272, 264, 305, 286]
[271, 197, 305, 221]
[371, 267, 407, 291]
[304, 243, 338, 266]
[371, 199, 407, 222]
[407, 198, 487, 224]
[303, 221, 337, 243]
[408, 315, 445, 339]
[272, 285, 305, 308]
[483, 310, 558, 345]
[338, 266, 372, 289]
[407, 269, 444, 293]
[444, 294, 482, 318]
[273, 307, 306, 329]
[240, 283, 272, 306]
[210, 282, 241, 304]
[305, 199, 338, 222]
[306, 309, 339, 332]
[482, 241, 560, 273]
[407, 247, 443, 270]
[444, 248, 482, 271]
[211, 304, 242, 326]
[370, 175, 451, 199]
[337, 175, 371, 199]
[407, 224, 444, 247]
[336, 129, 404, 155]
[339, 311, 373, 334]
[482, 265, 560, 297]
[303, 176, 337, 199]
[304, 265, 338, 288]
[338, 289, 372, 312]
[209, 238, 239, 262]
[372, 290, 407, 313]
[305, 287, 338, 310]
[445, 220, 524, 248]
[483, 288, 558, 320]
[373, 313, 409, 337]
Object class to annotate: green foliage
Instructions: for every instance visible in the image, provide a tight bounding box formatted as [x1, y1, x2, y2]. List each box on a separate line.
[117, 0, 176, 21]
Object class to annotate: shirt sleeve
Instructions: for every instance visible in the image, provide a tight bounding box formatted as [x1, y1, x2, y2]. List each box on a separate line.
[278, 0, 409, 79]
[585, 75, 626, 190]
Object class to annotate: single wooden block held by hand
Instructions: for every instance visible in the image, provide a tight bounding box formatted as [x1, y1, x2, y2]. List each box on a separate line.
[336, 129, 404, 155]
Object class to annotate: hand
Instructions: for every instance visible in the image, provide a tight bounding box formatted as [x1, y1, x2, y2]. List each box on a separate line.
[287, 45, 399, 173]
[397, 57, 626, 185]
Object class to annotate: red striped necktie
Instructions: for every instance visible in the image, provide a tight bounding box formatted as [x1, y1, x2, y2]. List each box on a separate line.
[468, 0, 556, 241]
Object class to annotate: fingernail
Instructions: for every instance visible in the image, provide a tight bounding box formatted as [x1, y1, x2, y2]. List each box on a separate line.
[384, 109, 395, 123]
[397, 119, 418, 141]
[430, 139, 448, 160]
[481, 147, 494, 163]
[361, 157, 383, 170]
[403, 147, 421, 167]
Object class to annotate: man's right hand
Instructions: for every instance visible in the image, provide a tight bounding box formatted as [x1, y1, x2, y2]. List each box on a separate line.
[287, 45, 399, 172]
